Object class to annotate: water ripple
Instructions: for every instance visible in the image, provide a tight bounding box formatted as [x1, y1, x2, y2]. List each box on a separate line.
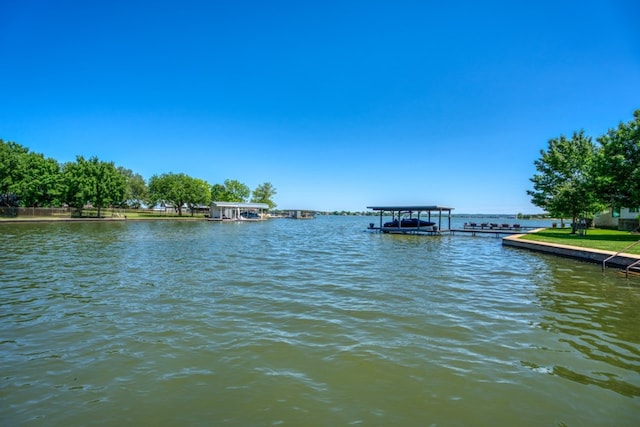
[1, 217, 639, 426]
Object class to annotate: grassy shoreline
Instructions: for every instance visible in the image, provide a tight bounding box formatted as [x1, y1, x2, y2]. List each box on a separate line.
[519, 227, 640, 255]
[0, 211, 209, 221]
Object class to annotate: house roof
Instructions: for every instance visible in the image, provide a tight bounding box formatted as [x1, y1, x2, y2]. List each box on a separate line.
[211, 201, 269, 209]
[367, 205, 453, 212]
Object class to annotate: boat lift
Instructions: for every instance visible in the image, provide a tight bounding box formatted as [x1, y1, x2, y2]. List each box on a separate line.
[367, 205, 453, 235]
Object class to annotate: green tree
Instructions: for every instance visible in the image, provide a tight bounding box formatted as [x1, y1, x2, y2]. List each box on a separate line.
[594, 109, 640, 210]
[61, 156, 126, 217]
[224, 179, 250, 202]
[251, 182, 277, 209]
[210, 183, 227, 202]
[61, 160, 85, 213]
[16, 152, 62, 207]
[148, 172, 209, 216]
[1, 140, 62, 209]
[210, 179, 250, 202]
[528, 131, 603, 232]
[0, 139, 29, 207]
[117, 167, 148, 208]
[185, 177, 211, 216]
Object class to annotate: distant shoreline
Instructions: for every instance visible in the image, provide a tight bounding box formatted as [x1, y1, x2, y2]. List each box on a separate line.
[0, 213, 554, 223]
[0, 216, 205, 223]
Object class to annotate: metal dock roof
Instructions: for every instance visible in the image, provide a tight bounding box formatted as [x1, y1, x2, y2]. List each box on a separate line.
[366, 205, 453, 212]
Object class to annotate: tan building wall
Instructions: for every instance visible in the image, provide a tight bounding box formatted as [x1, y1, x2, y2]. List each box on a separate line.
[594, 207, 640, 230]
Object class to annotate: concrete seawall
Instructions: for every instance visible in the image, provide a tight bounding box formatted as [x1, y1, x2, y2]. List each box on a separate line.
[502, 233, 640, 270]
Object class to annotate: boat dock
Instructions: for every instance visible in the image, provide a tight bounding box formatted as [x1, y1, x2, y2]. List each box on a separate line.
[208, 202, 269, 222]
[367, 205, 453, 235]
[366, 205, 539, 237]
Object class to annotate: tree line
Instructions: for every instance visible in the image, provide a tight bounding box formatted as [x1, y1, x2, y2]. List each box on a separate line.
[528, 109, 639, 231]
[0, 140, 277, 216]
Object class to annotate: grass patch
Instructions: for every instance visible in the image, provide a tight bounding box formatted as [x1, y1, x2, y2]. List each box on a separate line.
[0, 209, 208, 221]
[520, 228, 640, 254]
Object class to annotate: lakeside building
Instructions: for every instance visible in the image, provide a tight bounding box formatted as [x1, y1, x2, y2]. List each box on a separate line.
[287, 210, 315, 219]
[594, 207, 640, 231]
[209, 201, 269, 221]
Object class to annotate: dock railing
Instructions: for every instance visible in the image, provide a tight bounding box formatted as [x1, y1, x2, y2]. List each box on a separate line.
[602, 240, 640, 272]
[626, 258, 640, 278]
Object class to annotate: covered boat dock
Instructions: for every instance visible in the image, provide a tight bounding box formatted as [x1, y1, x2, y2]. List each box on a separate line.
[209, 202, 269, 221]
[367, 205, 453, 235]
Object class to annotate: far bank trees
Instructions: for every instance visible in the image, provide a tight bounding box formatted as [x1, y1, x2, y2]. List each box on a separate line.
[148, 173, 210, 216]
[118, 167, 148, 209]
[1, 139, 281, 217]
[210, 179, 251, 203]
[251, 182, 277, 209]
[1, 140, 139, 216]
[1, 139, 62, 208]
[210, 179, 278, 209]
[62, 156, 126, 217]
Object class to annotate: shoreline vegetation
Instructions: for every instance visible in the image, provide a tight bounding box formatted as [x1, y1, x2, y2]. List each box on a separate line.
[519, 227, 640, 255]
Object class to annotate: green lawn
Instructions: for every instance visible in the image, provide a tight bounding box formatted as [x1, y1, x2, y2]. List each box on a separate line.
[0, 210, 208, 221]
[520, 228, 640, 254]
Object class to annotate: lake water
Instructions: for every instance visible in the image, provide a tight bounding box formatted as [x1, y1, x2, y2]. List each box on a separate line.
[1, 216, 639, 426]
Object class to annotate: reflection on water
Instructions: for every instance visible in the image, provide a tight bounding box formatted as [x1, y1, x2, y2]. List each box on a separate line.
[1, 217, 639, 426]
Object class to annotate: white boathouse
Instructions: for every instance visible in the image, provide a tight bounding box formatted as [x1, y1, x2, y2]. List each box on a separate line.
[209, 202, 269, 221]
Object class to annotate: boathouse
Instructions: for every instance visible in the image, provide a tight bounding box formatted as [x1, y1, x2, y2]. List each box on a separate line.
[209, 202, 269, 221]
[367, 205, 453, 234]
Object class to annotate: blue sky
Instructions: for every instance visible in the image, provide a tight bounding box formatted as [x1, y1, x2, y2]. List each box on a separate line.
[1, 0, 639, 213]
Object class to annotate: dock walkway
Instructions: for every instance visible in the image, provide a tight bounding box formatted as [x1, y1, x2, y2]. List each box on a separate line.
[450, 226, 538, 237]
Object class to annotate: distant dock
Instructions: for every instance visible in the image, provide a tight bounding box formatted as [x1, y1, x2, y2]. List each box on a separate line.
[367, 205, 453, 235]
[449, 223, 538, 236]
[365, 207, 539, 236]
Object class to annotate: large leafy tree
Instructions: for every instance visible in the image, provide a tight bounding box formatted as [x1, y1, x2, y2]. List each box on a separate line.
[0, 139, 28, 207]
[16, 152, 62, 207]
[251, 182, 277, 209]
[224, 179, 250, 202]
[210, 183, 227, 202]
[593, 109, 640, 210]
[528, 130, 603, 231]
[61, 156, 126, 217]
[185, 177, 211, 216]
[0, 140, 62, 208]
[61, 160, 85, 212]
[148, 172, 209, 216]
[117, 167, 148, 208]
[210, 179, 250, 202]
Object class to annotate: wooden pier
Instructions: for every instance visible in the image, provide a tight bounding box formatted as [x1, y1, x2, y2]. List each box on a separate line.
[449, 223, 538, 237]
[450, 228, 531, 237]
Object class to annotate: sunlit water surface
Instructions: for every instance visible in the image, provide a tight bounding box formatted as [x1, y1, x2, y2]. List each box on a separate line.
[1, 216, 639, 426]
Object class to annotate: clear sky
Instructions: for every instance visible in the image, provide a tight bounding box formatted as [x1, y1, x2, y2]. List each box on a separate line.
[1, 0, 639, 213]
